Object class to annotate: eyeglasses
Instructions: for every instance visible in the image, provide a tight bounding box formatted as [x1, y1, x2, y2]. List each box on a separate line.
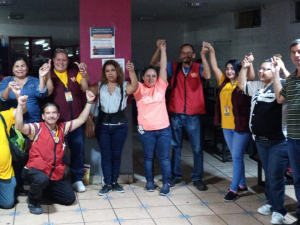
[180, 51, 193, 56]
[55, 48, 68, 53]
[257, 67, 271, 72]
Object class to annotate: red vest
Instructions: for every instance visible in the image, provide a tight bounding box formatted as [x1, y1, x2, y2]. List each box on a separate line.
[168, 62, 206, 115]
[26, 122, 66, 181]
[48, 69, 85, 122]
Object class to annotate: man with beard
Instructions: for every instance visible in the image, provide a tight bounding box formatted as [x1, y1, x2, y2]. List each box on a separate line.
[150, 40, 211, 190]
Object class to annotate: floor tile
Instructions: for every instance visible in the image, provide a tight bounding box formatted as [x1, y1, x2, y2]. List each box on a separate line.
[0, 214, 14, 224]
[109, 197, 141, 208]
[16, 202, 49, 213]
[14, 212, 49, 225]
[154, 217, 191, 225]
[176, 204, 215, 216]
[169, 194, 201, 205]
[0, 206, 15, 215]
[146, 205, 182, 218]
[49, 210, 84, 223]
[195, 192, 226, 203]
[48, 201, 79, 212]
[82, 208, 116, 223]
[220, 213, 263, 225]
[208, 202, 244, 214]
[77, 189, 100, 199]
[114, 207, 151, 220]
[120, 218, 156, 224]
[188, 215, 227, 225]
[139, 195, 173, 207]
[79, 198, 112, 209]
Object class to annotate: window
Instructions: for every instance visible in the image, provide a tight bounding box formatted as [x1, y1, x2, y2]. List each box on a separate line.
[237, 9, 261, 29]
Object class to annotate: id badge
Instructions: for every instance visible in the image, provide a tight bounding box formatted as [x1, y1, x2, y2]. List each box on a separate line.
[224, 105, 230, 116]
[137, 125, 145, 134]
[65, 92, 73, 102]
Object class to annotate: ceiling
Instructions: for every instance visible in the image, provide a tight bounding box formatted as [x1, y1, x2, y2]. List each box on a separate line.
[0, 0, 288, 24]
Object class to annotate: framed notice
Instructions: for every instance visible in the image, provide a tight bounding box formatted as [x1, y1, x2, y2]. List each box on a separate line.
[90, 27, 115, 58]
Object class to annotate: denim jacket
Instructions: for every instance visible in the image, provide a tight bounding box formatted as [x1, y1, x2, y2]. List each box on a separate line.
[0, 76, 47, 123]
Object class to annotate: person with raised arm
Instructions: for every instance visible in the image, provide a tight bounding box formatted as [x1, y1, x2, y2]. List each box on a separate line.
[15, 91, 95, 215]
[238, 55, 288, 224]
[206, 42, 253, 201]
[89, 60, 138, 195]
[134, 41, 172, 195]
[150, 40, 211, 191]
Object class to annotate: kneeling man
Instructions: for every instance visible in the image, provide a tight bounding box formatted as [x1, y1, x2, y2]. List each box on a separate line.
[15, 91, 95, 214]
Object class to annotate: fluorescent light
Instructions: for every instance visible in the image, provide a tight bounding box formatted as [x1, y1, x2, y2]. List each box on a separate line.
[35, 40, 45, 45]
[43, 43, 49, 47]
[24, 41, 29, 45]
[25, 47, 29, 49]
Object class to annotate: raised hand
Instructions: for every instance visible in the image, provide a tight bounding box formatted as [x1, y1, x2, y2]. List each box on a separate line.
[271, 57, 281, 75]
[39, 59, 51, 77]
[126, 61, 135, 72]
[10, 83, 21, 97]
[242, 58, 251, 68]
[203, 41, 214, 52]
[86, 90, 95, 102]
[201, 41, 210, 55]
[74, 62, 88, 77]
[156, 39, 165, 48]
[245, 53, 254, 63]
[159, 41, 166, 51]
[17, 95, 28, 106]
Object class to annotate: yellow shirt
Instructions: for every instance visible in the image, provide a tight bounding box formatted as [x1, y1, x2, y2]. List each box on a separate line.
[218, 73, 237, 129]
[54, 69, 82, 88]
[0, 108, 15, 179]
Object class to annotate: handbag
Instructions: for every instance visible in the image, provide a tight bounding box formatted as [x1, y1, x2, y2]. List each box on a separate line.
[85, 94, 98, 138]
[0, 114, 29, 164]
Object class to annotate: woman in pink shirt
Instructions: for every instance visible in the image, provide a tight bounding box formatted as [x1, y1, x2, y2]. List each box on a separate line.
[133, 41, 171, 196]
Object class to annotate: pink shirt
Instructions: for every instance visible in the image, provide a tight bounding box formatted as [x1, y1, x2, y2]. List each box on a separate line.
[134, 77, 170, 131]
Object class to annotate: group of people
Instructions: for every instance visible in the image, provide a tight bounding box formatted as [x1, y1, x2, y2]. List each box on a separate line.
[0, 38, 300, 225]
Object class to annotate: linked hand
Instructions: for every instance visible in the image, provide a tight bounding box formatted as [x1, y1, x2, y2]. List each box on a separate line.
[156, 39, 165, 48]
[39, 59, 51, 77]
[126, 61, 135, 72]
[245, 53, 254, 63]
[74, 62, 88, 77]
[86, 90, 95, 102]
[17, 95, 28, 106]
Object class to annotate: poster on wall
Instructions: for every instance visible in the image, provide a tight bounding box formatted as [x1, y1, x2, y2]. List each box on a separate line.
[102, 58, 125, 74]
[90, 27, 115, 58]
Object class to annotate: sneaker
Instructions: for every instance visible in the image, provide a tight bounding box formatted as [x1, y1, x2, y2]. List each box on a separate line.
[72, 181, 86, 192]
[237, 185, 248, 193]
[224, 191, 239, 202]
[160, 183, 171, 196]
[98, 184, 112, 196]
[112, 183, 124, 193]
[145, 181, 155, 192]
[26, 198, 43, 215]
[193, 180, 207, 191]
[170, 177, 181, 187]
[271, 212, 285, 224]
[257, 204, 272, 215]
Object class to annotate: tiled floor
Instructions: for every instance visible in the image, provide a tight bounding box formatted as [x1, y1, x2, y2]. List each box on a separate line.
[1, 132, 298, 225]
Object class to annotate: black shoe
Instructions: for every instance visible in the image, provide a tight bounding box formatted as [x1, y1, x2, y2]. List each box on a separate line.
[193, 180, 207, 191]
[26, 198, 43, 214]
[98, 184, 113, 196]
[224, 191, 239, 202]
[170, 177, 181, 187]
[112, 183, 125, 193]
[237, 186, 248, 193]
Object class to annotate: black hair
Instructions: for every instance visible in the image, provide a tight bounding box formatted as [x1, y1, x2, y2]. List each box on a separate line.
[142, 65, 159, 77]
[12, 55, 29, 68]
[290, 39, 300, 50]
[42, 102, 60, 113]
[225, 59, 241, 77]
[263, 59, 272, 63]
[179, 44, 195, 53]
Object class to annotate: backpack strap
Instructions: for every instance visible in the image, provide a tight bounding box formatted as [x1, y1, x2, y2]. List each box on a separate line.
[0, 114, 10, 141]
[118, 83, 124, 112]
[173, 62, 182, 88]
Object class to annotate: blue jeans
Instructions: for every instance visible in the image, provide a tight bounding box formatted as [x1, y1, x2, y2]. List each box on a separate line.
[287, 137, 300, 216]
[65, 125, 84, 183]
[138, 126, 172, 184]
[95, 122, 128, 184]
[170, 114, 203, 181]
[0, 176, 16, 209]
[222, 129, 250, 191]
[256, 140, 288, 216]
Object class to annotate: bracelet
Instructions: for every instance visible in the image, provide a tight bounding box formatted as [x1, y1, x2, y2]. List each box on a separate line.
[87, 101, 93, 104]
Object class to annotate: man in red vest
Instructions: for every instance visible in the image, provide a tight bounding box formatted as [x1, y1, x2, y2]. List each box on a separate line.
[151, 40, 211, 190]
[15, 90, 95, 214]
[47, 49, 90, 192]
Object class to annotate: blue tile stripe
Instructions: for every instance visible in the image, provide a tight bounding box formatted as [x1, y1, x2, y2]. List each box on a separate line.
[243, 211, 254, 215]
[127, 187, 136, 190]
[10, 212, 20, 216]
[104, 196, 113, 200]
[113, 218, 124, 223]
[179, 214, 191, 219]
[44, 223, 54, 225]
[139, 205, 149, 209]
[218, 190, 227, 194]
[76, 208, 86, 212]
[200, 202, 210, 206]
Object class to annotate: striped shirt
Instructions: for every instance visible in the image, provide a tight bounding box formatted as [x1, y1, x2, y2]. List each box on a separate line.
[98, 81, 128, 113]
[281, 70, 300, 140]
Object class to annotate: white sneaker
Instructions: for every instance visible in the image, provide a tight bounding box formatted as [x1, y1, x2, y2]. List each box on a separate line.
[257, 204, 272, 215]
[271, 212, 285, 224]
[72, 181, 86, 192]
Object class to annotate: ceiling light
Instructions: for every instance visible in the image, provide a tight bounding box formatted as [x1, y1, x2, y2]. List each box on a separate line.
[8, 12, 24, 20]
[43, 43, 49, 47]
[0, 0, 16, 6]
[35, 40, 45, 45]
[24, 41, 29, 45]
